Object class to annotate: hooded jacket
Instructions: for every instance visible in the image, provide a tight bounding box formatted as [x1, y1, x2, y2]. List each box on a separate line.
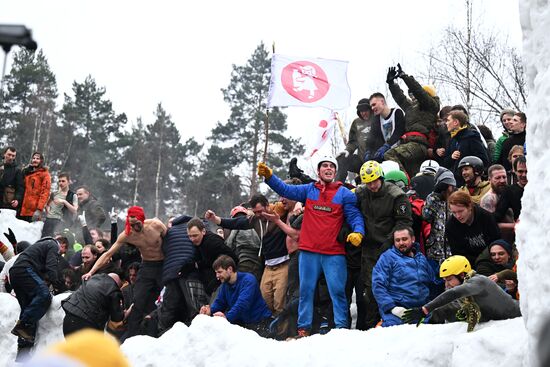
[425, 272, 521, 322]
[265, 174, 364, 255]
[20, 166, 51, 216]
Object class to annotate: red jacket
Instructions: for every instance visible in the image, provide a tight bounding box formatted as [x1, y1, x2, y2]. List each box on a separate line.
[20, 167, 51, 216]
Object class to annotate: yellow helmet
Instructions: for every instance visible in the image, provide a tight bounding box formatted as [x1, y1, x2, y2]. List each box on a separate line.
[439, 255, 472, 278]
[422, 85, 437, 97]
[360, 160, 384, 184]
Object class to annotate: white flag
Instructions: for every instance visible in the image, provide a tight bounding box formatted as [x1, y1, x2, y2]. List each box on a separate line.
[267, 54, 351, 110]
[306, 110, 337, 158]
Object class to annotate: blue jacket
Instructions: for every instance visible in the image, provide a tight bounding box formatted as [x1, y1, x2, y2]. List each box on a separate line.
[372, 243, 436, 313]
[161, 215, 196, 285]
[210, 272, 271, 324]
[266, 174, 364, 255]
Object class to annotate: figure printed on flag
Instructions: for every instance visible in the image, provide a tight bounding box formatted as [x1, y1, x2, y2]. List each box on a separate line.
[292, 65, 318, 99]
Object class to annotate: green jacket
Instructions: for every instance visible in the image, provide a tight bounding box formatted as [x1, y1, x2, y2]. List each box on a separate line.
[345, 116, 377, 159]
[389, 74, 440, 143]
[355, 181, 413, 247]
[493, 133, 509, 163]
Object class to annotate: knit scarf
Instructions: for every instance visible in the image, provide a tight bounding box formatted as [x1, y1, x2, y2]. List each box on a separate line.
[450, 125, 468, 138]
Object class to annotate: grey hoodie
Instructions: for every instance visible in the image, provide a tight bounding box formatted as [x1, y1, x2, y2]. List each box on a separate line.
[425, 272, 521, 323]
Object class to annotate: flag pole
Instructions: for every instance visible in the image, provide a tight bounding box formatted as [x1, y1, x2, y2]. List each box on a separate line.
[263, 42, 276, 162]
[334, 112, 348, 145]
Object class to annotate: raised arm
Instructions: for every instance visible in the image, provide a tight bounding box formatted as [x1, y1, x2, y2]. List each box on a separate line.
[83, 232, 127, 280]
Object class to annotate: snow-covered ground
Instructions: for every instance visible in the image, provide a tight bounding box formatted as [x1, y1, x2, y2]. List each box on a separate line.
[0, 291, 527, 367]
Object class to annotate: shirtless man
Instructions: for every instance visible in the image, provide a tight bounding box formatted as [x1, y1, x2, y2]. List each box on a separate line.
[83, 206, 166, 339]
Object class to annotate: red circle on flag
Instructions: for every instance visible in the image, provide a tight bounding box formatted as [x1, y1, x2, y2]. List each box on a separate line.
[319, 120, 328, 128]
[281, 61, 329, 103]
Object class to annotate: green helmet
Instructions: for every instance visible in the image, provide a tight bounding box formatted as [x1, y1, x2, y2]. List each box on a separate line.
[360, 160, 384, 184]
[384, 170, 409, 187]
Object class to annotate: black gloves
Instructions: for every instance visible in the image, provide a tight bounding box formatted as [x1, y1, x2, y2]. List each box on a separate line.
[386, 67, 398, 84]
[396, 63, 404, 77]
[4, 228, 17, 246]
[402, 307, 426, 326]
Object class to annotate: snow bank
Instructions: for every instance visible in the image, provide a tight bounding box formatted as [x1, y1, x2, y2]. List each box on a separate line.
[0, 292, 527, 367]
[517, 0, 550, 366]
[121, 316, 526, 367]
[0, 209, 44, 249]
[0, 293, 68, 366]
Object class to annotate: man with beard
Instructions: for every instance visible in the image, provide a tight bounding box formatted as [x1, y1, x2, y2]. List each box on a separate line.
[19, 152, 51, 222]
[200, 255, 272, 337]
[0, 146, 24, 213]
[82, 206, 167, 339]
[372, 227, 437, 326]
[480, 165, 509, 214]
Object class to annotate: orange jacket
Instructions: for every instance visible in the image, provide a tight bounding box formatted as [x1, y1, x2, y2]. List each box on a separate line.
[20, 167, 51, 216]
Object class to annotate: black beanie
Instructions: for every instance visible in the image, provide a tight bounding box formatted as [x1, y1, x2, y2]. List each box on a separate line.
[356, 98, 371, 118]
[488, 239, 513, 257]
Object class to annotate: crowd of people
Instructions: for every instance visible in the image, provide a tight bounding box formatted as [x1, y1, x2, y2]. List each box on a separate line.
[0, 64, 526, 361]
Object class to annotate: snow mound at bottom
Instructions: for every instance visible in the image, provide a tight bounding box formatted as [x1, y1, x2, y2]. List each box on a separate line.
[0, 292, 527, 367]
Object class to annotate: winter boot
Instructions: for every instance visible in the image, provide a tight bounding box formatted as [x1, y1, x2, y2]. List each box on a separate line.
[11, 320, 35, 343]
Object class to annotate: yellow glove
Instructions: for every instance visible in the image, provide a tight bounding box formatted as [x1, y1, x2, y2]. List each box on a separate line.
[257, 162, 272, 180]
[347, 232, 363, 247]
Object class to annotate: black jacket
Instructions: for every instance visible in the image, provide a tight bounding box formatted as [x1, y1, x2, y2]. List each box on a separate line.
[62, 273, 123, 329]
[498, 131, 526, 171]
[196, 231, 237, 294]
[0, 161, 24, 209]
[445, 205, 501, 266]
[77, 196, 106, 229]
[443, 127, 489, 181]
[12, 237, 62, 288]
[161, 215, 196, 285]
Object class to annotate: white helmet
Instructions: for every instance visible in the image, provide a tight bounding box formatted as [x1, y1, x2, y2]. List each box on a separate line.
[317, 155, 338, 171]
[380, 160, 400, 175]
[420, 160, 440, 175]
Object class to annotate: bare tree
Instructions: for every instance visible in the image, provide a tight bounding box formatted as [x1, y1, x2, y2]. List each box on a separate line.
[422, 0, 527, 128]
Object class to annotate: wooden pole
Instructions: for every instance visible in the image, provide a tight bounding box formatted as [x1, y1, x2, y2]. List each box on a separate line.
[334, 112, 348, 145]
[262, 42, 276, 163]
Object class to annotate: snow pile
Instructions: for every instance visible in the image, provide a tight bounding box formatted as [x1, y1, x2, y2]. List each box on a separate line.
[0, 293, 68, 366]
[0, 209, 44, 249]
[0, 293, 528, 367]
[122, 316, 526, 367]
[517, 0, 550, 365]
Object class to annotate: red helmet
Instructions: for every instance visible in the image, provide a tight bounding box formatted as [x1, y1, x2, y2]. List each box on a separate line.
[230, 206, 248, 218]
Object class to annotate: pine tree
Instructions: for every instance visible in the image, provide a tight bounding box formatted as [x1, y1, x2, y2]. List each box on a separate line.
[58, 75, 126, 208]
[210, 42, 304, 196]
[0, 49, 58, 165]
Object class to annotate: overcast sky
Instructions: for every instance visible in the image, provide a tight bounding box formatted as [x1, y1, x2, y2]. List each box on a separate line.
[1, 0, 522, 158]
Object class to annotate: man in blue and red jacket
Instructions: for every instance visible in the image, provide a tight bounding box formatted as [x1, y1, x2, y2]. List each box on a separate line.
[257, 156, 365, 337]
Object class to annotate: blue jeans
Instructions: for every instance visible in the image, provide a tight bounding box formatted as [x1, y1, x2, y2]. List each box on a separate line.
[298, 251, 348, 330]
